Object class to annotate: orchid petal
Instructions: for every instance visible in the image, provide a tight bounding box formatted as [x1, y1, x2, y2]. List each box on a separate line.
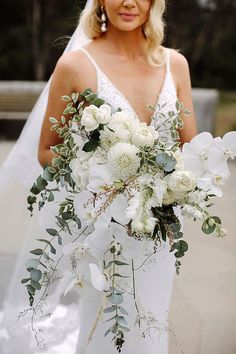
[110, 194, 131, 225]
[88, 164, 114, 192]
[89, 263, 108, 291]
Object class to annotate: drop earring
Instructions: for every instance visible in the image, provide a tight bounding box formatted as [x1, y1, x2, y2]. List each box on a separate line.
[101, 6, 107, 32]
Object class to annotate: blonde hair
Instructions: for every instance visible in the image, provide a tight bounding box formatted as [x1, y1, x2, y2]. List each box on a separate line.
[79, 0, 167, 67]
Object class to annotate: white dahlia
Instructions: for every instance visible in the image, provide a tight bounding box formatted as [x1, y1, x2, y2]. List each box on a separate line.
[107, 142, 141, 180]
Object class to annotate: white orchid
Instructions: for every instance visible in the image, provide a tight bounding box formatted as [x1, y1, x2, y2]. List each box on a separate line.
[88, 263, 109, 291]
[197, 168, 230, 197]
[63, 263, 108, 296]
[87, 163, 115, 192]
[73, 190, 111, 228]
[213, 131, 236, 160]
[182, 132, 221, 177]
[86, 222, 143, 260]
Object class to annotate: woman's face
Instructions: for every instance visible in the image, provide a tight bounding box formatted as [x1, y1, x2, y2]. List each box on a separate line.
[103, 0, 152, 32]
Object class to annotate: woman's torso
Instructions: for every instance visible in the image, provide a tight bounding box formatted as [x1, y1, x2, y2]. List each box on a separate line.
[69, 41, 178, 127]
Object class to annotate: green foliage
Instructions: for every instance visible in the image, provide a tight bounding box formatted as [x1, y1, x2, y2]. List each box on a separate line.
[156, 153, 177, 172]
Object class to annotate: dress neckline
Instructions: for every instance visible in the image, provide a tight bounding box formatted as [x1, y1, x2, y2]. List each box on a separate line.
[80, 47, 171, 125]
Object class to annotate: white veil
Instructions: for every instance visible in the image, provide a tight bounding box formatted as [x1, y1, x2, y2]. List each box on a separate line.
[0, 0, 93, 188]
[0, 1, 94, 352]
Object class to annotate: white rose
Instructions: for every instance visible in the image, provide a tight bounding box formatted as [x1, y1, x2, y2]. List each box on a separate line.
[96, 104, 112, 125]
[89, 148, 107, 165]
[81, 105, 100, 131]
[173, 149, 185, 170]
[100, 126, 121, 150]
[132, 123, 158, 148]
[111, 111, 138, 127]
[168, 170, 197, 194]
[108, 111, 139, 143]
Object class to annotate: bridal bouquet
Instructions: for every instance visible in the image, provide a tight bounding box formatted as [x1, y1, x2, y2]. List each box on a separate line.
[22, 89, 236, 351]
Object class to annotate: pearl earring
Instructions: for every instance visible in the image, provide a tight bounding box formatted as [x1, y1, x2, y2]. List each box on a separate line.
[101, 6, 107, 32]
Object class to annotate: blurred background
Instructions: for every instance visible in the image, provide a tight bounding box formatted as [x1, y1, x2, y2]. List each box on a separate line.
[0, 0, 236, 353]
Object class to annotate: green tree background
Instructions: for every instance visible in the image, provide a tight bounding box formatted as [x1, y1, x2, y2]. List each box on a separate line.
[0, 0, 235, 90]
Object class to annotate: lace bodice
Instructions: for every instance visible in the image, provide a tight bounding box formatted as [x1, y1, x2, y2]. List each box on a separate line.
[80, 47, 178, 144]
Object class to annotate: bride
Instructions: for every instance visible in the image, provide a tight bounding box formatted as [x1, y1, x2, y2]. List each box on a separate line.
[39, 0, 197, 167]
[0, 0, 197, 353]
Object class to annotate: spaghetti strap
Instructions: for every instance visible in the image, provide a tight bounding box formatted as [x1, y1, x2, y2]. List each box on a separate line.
[80, 47, 100, 72]
[166, 48, 171, 74]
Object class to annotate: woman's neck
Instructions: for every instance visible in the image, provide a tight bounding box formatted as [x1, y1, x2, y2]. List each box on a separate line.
[100, 25, 148, 60]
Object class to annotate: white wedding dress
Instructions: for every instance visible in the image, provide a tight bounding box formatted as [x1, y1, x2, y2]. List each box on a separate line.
[0, 47, 179, 354]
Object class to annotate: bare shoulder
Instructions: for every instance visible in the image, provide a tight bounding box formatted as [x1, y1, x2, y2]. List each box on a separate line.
[53, 49, 93, 91]
[165, 48, 191, 88]
[168, 48, 189, 70]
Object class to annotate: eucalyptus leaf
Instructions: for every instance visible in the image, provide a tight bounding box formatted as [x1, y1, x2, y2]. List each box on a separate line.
[118, 306, 129, 315]
[202, 219, 216, 234]
[117, 316, 128, 326]
[27, 195, 37, 205]
[103, 305, 117, 313]
[30, 269, 42, 282]
[30, 183, 40, 195]
[113, 261, 129, 266]
[74, 216, 81, 229]
[46, 228, 58, 236]
[21, 278, 30, 284]
[31, 280, 41, 290]
[43, 252, 50, 260]
[27, 285, 35, 295]
[156, 153, 176, 172]
[104, 328, 112, 337]
[111, 323, 118, 334]
[58, 235, 62, 245]
[25, 259, 40, 269]
[30, 248, 43, 256]
[43, 168, 54, 182]
[48, 191, 54, 202]
[118, 325, 130, 332]
[36, 175, 48, 191]
[104, 315, 117, 322]
[108, 293, 123, 305]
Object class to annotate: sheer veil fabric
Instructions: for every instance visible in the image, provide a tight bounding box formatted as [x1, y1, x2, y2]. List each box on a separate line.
[0, 1, 92, 352]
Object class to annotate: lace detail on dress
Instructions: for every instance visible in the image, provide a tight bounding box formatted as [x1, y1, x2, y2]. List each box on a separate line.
[80, 47, 178, 145]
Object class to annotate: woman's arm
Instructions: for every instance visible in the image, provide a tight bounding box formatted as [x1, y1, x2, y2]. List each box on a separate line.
[38, 54, 77, 167]
[171, 50, 198, 144]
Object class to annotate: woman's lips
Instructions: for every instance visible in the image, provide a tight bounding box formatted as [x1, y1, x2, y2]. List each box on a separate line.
[119, 13, 138, 21]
